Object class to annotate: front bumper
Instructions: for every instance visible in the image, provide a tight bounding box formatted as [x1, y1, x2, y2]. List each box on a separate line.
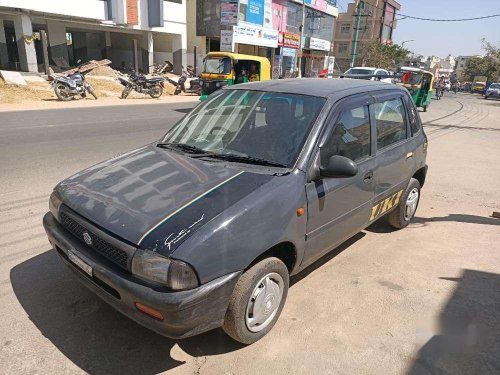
[43, 212, 240, 339]
[486, 91, 500, 98]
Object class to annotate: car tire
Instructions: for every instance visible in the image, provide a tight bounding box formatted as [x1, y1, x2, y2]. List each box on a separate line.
[387, 178, 421, 229]
[222, 257, 289, 345]
[484, 95, 488, 100]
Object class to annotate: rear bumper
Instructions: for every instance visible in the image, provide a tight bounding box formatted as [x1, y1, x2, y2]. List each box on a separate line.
[43, 212, 240, 339]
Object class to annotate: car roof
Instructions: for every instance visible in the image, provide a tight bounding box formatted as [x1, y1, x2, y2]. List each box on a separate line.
[228, 78, 405, 99]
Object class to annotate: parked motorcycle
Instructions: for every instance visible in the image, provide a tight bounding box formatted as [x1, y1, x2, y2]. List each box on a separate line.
[48, 62, 97, 101]
[118, 71, 165, 99]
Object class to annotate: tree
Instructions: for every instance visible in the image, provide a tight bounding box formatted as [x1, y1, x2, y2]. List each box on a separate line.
[359, 40, 410, 70]
[463, 39, 500, 81]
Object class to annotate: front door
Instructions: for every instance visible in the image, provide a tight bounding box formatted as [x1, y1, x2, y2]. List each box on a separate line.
[304, 97, 376, 266]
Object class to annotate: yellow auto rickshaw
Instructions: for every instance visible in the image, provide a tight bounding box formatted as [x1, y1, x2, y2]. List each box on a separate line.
[200, 52, 271, 100]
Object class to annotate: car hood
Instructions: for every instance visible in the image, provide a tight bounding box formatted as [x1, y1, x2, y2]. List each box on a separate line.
[57, 144, 275, 253]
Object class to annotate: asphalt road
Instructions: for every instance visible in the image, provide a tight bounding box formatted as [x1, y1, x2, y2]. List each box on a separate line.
[1, 94, 499, 374]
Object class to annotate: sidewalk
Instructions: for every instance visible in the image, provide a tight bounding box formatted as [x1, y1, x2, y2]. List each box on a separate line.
[0, 94, 200, 112]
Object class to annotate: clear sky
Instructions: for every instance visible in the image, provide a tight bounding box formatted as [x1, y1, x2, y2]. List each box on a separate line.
[391, 0, 500, 57]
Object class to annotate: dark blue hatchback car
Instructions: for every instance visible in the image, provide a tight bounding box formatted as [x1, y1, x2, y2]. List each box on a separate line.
[44, 79, 428, 344]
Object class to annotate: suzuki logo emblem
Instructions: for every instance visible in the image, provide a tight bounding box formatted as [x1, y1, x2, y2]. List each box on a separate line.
[83, 232, 92, 246]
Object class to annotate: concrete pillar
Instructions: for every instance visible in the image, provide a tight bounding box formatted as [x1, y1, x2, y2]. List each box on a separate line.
[104, 31, 112, 59]
[172, 33, 186, 75]
[138, 31, 153, 73]
[46, 20, 69, 66]
[0, 20, 9, 69]
[14, 14, 38, 72]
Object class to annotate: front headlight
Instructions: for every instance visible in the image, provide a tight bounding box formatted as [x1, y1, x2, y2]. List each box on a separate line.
[49, 190, 63, 220]
[131, 249, 199, 291]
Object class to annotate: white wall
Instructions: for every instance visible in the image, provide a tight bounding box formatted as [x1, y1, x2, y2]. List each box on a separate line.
[0, 0, 108, 20]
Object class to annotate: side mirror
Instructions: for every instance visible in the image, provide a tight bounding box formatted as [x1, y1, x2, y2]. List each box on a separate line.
[320, 155, 358, 178]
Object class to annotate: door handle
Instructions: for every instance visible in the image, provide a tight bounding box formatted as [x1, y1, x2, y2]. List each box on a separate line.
[406, 152, 414, 159]
[363, 172, 373, 182]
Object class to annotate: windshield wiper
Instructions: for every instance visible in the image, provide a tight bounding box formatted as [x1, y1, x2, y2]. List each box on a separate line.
[157, 142, 208, 155]
[202, 153, 287, 168]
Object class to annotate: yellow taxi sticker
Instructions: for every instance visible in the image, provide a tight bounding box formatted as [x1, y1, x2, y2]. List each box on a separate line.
[370, 189, 404, 221]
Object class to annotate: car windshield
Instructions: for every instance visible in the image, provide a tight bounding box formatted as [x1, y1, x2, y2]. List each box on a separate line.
[345, 68, 374, 75]
[489, 83, 500, 89]
[160, 90, 326, 168]
[203, 57, 231, 74]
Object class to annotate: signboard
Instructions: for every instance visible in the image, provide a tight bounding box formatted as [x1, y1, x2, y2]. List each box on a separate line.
[233, 25, 279, 48]
[324, 56, 335, 73]
[309, 37, 330, 51]
[246, 0, 265, 25]
[281, 47, 297, 57]
[304, 0, 327, 12]
[221, 0, 239, 26]
[220, 30, 234, 52]
[279, 32, 300, 49]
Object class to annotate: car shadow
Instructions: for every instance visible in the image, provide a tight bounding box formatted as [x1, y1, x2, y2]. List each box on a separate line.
[174, 107, 193, 114]
[408, 269, 500, 374]
[366, 213, 500, 233]
[11, 233, 364, 374]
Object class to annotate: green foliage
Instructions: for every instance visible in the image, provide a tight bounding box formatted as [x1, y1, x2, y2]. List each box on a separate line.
[359, 40, 410, 70]
[463, 39, 500, 81]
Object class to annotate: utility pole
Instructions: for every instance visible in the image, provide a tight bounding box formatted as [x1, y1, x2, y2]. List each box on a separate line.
[350, 0, 363, 68]
[297, 0, 306, 78]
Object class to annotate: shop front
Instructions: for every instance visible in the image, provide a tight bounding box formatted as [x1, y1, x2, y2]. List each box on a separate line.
[272, 31, 300, 78]
[302, 37, 331, 77]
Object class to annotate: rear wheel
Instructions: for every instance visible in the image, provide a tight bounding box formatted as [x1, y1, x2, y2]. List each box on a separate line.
[149, 85, 163, 98]
[223, 257, 289, 344]
[54, 84, 72, 101]
[387, 178, 421, 229]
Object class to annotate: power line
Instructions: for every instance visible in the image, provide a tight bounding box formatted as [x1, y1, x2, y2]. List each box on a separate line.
[396, 13, 500, 22]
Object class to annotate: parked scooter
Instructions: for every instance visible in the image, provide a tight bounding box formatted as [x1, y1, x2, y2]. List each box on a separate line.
[48, 61, 97, 101]
[176, 66, 202, 95]
[118, 71, 165, 99]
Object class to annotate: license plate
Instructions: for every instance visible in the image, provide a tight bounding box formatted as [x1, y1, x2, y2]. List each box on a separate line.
[68, 250, 93, 277]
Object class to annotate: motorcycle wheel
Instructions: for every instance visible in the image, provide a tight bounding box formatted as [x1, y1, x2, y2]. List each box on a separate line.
[54, 84, 73, 102]
[150, 85, 163, 98]
[121, 85, 132, 99]
[87, 85, 98, 100]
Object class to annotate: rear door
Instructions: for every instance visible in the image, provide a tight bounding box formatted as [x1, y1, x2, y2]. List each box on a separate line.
[369, 92, 415, 222]
[304, 95, 376, 265]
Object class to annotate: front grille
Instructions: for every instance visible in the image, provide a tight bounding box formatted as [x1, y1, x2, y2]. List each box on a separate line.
[60, 211, 128, 269]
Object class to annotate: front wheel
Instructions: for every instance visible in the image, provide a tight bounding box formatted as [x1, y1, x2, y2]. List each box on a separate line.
[387, 178, 421, 229]
[87, 85, 97, 99]
[223, 257, 289, 344]
[149, 84, 163, 98]
[121, 85, 132, 99]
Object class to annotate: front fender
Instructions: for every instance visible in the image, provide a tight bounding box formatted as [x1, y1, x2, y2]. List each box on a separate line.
[171, 170, 307, 284]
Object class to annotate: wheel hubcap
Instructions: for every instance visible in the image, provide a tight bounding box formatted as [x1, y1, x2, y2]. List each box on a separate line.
[245, 272, 284, 332]
[404, 188, 419, 221]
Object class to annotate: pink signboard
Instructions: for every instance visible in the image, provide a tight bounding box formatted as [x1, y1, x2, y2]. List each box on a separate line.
[272, 1, 287, 32]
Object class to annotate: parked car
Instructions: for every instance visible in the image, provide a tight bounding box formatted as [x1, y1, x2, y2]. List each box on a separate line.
[343, 67, 393, 83]
[484, 83, 500, 100]
[43, 79, 428, 345]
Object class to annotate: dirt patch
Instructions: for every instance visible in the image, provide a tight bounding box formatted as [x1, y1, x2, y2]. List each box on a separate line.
[0, 79, 55, 103]
[86, 66, 119, 78]
[85, 76, 123, 98]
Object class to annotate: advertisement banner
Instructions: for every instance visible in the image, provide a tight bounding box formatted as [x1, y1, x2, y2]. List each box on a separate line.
[220, 30, 234, 52]
[233, 25, 279, 48]
[309, 37, 330, 51]
[272, 1, 288, 32]
[278, 32, 300, 49]
[220, 0, 239, 26]
[246, 0, 265, 25]
[281, 47, 297, 57]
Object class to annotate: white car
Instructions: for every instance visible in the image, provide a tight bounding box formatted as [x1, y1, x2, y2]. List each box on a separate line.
[344, 67, 392, 83]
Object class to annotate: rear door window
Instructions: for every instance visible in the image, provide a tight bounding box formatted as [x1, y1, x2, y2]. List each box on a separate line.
[372, 97, 407, 150]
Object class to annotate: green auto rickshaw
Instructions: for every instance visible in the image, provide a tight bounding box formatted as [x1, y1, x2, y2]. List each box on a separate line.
[397, 67, 435, 112]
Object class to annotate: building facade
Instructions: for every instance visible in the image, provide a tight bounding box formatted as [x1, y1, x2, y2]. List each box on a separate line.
[193, 0, 338, 77]
[454, 55, 482, 81]
[333, 0, 400, 71]
[0, 0, 189, 74]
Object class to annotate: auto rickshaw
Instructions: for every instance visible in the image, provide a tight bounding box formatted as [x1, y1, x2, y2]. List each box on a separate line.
[199, 52, 271, 100]
[397, 67, 434, 112]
